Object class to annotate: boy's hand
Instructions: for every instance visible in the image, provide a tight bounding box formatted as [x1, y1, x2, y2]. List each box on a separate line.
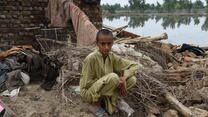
[119, 76, 127, 97]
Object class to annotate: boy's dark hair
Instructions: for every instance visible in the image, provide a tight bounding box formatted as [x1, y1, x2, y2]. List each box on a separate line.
[96, 29, 113, 42]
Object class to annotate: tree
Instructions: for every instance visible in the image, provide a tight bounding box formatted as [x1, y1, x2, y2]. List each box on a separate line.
[102, 0, 206, 12]
[206, 0, 208, 8]
[102, 3, 122, 13]
[128, 0, 146, 11]
[193, 0, 204, 9]
[156, 2, 162, 11]
[178, 0, 192, 9]
[163, 0, 177, 11]
[123, 5, 129, 10]
[175, 3, 182, 9]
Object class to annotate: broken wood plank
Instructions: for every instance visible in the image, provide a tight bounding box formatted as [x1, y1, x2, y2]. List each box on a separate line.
[115, 33, 168, 44]
[103, 24, 140, 38]
[112, 25, 128, 32]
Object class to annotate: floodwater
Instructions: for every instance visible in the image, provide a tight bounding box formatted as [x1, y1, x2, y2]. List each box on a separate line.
[103, 15, 208, 47]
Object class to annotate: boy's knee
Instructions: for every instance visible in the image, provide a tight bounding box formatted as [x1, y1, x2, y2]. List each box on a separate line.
[109, 73, 119, 79]
[108, 73, 119, 84]
[131, 76, 137, 85]
[127, 76, 137, 87]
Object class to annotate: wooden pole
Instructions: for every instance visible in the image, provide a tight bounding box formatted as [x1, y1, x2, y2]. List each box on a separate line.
[164, 92, 194, 117]
[115, 33, 168, 44]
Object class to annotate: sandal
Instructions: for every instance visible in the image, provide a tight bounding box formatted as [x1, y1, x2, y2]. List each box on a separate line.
[88, 108, 109, 117]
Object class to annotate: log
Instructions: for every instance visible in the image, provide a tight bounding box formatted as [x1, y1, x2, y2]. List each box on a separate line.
[103, 24, 127, 32]
[103, 24, 140, 38]
[115, 33, 168, 44]
[146, 33, 168, 42]
[112, 25, 128, 32]
[164, 92, 194, 117]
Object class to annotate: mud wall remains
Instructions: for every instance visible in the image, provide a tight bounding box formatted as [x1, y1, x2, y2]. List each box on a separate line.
[74, 0, 102, 29]
[0, 0, 49, 45]
[0, 0, 102, 46]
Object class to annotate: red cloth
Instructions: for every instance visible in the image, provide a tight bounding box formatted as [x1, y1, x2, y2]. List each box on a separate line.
[69, 3, 98, 46]
[46, 1, 98, 46]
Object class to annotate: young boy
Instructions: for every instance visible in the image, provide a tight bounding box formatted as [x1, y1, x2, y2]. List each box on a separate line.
[80, 29, 140, 117]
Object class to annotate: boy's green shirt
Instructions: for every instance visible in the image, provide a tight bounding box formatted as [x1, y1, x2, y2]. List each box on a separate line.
[80, 50, 140, 94]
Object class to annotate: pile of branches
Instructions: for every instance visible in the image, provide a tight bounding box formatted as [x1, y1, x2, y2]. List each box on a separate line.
[130, 72, 169, 108]
[47, 45, 92, 83]
[46, 41, 208, 116]
[46, 45, 92, 102]
[128, 66, 208, 116]
[135, 42, 180, 69]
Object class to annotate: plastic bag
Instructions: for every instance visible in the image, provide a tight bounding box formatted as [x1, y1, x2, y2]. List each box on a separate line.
[117, 98, 135, 117]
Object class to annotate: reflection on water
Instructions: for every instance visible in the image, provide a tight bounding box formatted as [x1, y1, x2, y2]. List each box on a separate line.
[104, 15, 208, 31]
[103, 15, 208, 46]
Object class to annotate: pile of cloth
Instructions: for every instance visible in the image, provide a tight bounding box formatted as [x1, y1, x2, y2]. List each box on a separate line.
[0, 46, 62, 94]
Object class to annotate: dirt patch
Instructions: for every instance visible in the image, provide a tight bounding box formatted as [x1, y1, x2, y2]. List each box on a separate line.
[1, 84, 94, 117]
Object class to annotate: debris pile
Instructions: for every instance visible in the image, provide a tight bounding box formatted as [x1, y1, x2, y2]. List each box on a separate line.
[0, 45, 62, 94]
[1, 28, 208, 117]
[92, 28, 207, 116]
[42, 29, 208, 116]
[118, 37, 208, 116]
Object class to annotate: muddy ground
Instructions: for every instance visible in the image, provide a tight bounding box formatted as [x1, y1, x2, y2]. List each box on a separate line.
[1, 83, 133, 117]
[1, 83, 95, 117]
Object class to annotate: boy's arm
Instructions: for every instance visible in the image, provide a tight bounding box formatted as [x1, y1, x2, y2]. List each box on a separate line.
[113, 54, 141, 79]
[80, 57, 95, 89]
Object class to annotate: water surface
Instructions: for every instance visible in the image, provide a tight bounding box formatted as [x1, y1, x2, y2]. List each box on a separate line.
[103, 15, 208, 46]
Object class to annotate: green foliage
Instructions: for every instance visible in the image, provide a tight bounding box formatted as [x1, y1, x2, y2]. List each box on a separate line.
[128, 0, 146, 11]
[102, 3, 122, 13]
[177, 0, 193, 10]
[206, 0, 208, 7]
[193, 0, 204, 9]
[102, 0, 206, 12]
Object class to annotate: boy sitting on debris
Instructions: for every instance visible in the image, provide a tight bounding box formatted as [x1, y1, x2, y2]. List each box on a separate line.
[80, 29, 140, 117]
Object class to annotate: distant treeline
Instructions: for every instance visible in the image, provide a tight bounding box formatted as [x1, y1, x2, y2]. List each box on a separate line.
[104, 15, 208, 31]
[102, 0, 208, 13]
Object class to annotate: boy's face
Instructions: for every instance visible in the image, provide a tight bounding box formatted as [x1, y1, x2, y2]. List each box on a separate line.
[96, 34, 113, 57]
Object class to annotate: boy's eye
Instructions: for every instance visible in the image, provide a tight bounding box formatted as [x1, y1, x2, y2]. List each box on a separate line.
[101, 43, 106, 45]
[100, 42, 112, 46]
[107, 42, 112, 45]
[100, 42, 112, 45]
